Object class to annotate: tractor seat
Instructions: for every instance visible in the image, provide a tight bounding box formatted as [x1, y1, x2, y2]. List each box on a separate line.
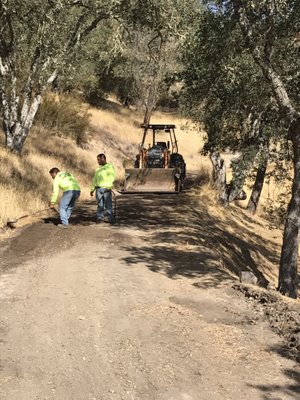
[156, 141, 167, 148]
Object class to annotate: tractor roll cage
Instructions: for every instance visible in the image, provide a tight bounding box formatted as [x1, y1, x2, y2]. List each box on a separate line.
[140, 124, 178, 154]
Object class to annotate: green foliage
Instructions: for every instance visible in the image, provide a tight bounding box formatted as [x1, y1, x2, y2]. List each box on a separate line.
[181, 3, 296, 197]
[263, 194, 288, 228]
[35, 94, 90, 146]
[0, 0, 118, 152]
[83, 83, 108, 107]
[75, 0, 202, 113]
[0, 1, 114, 90]
[182, 8, 276, 145]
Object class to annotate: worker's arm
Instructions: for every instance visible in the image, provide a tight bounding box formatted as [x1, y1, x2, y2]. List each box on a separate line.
[50, 176, 60, 204]
[90, 172, 97, 195]
[108, 164, 116, 185]
[108, 163, 116, 179]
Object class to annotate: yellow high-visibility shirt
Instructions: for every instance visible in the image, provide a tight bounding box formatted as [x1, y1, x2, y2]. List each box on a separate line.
[91, 163, 115, 191]
[51, 172, 80, 204]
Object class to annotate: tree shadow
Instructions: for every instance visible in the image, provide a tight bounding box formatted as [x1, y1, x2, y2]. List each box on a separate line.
[91, 98, 125, 114]
[248, 365, 300, 399]
[117, 183, 300, 397]
[117, 183, 287, 289]
[43, 201, 98, 226]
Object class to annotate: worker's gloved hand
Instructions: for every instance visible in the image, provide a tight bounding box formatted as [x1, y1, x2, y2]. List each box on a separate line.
[90, 191, 94, 197]
[49, 204, 55, 209]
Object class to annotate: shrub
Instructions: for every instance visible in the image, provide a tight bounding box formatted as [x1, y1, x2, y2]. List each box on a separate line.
[83, 80, 108, 108]
[262, 194, 288, 228]
[35, 93, 90, 146]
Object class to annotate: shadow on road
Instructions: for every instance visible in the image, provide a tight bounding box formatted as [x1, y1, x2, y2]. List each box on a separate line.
[39, 171, 284, 290]
[116, 179, 300, 394]
[116, 179, 281, 289]
[249, 365, 300, 399]
[43, 201, 97, 226]
[1, 173, 292, 292]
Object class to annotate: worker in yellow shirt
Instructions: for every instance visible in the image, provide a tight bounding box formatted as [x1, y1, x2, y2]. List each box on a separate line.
[49, 167, 81, 228]
[90, 154, 115, 224]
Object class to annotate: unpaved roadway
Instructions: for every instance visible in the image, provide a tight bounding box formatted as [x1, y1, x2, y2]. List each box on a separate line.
[0, 186, 299, 400]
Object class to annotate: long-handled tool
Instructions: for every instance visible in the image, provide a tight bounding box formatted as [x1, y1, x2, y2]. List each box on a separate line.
[6, 207, 52, 229]
[112, 190, 117, 223]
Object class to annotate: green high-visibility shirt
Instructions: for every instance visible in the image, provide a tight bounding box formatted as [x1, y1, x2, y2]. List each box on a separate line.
[91, 163, 115, 191]
[51, 172, 80, 204]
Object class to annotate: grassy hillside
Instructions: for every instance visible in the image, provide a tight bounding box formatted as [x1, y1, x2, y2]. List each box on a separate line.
[0, 98, 206, 228]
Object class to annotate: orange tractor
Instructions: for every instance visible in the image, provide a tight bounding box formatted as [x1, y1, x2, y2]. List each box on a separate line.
[123, 124, 186, 193]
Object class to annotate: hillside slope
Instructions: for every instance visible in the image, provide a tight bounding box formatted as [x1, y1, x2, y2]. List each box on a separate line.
[0, 99, 205, 227]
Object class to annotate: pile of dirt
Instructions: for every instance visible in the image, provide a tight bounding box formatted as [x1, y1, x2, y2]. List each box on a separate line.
[233, 283, 300, 362]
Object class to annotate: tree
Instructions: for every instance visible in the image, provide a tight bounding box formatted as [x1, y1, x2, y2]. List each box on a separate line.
[0, 0, 116, 153]
[230, 0, 300, 298]
[181, 7, 280, 207]
[246, 140, 269, 214]
[95, 0, 201, 123]
[186, 1, 300, 297]
[50, 0, 201, 125]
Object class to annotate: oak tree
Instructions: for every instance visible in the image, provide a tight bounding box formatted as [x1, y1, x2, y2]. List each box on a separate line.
[0, 0, 116, 153]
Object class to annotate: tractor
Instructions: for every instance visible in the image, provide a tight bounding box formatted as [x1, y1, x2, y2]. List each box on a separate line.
[123, 124, 186, 193]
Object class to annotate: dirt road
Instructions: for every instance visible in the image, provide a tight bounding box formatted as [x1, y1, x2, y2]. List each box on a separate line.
[0, 186, 299, 400]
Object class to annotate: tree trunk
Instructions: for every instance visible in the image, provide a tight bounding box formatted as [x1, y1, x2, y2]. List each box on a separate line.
[246, 145, 269, 214]
[210, 152, 227, 203]
[278, 120, 300, 298]
[226, 183, 247, 204]
[4, 124, 30, 154]
[2, 93, 42, 154]
[143, 105, 153, 126]
[210, 152, 247, 205]
[143, 78, 158, 126]
[142, 39, 164, 127]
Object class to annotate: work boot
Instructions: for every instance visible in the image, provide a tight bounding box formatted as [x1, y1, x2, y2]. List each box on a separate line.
[57, 224, 69, 229]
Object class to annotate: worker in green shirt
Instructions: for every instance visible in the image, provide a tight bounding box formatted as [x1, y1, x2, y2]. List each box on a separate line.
[49, 167, 81, 228]
[90, 154, 116, 224]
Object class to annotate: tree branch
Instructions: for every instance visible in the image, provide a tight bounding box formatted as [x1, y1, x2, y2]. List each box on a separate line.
[232, 1, 298, 122]
[80, 11, 111, 42]
[264, 0, 276, 60]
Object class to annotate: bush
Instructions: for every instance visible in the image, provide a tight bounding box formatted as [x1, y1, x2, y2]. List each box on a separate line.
[35, 93, 90, 146]
[83, 79, 108, 107]
[262, 194, 288, 228]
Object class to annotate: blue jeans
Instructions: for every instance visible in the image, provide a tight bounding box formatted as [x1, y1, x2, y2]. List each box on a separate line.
[95, 188, 113, 223]
[60, 190, 80, 225]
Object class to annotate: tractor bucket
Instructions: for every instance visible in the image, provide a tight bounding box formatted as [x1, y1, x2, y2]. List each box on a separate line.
[124, 168, 178, 193]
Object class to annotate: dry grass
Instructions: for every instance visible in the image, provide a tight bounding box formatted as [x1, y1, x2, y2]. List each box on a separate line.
[88, 103, 207, 174]
[0, 99, 206, 228]
[221, 152, 292, 220]
[186, 181, 284, 286]
[0, 128, 96, 227]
